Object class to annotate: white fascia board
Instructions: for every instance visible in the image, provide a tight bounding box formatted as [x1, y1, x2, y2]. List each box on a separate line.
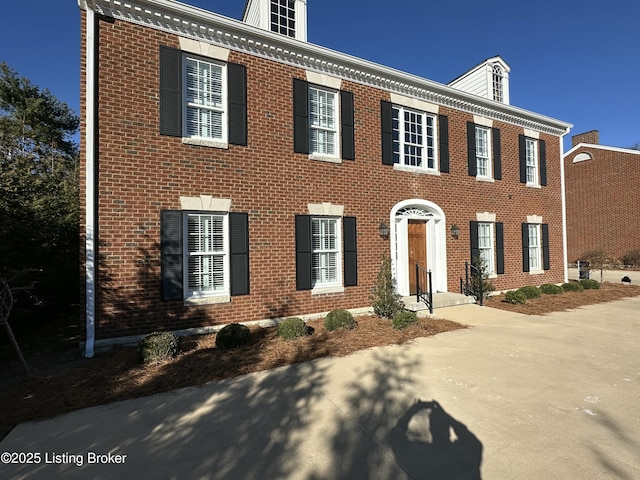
[82, 0, 572, 135]
[564, 143, 640, 158]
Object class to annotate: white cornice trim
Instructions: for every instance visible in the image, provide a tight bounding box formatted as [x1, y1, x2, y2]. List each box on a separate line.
[82, 0, 572, 136]
[563, 143, 640, 158]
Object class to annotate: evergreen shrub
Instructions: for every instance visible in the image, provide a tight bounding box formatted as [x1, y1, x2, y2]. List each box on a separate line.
[324, 309, 356, 331]
[138, 331, 179, 364]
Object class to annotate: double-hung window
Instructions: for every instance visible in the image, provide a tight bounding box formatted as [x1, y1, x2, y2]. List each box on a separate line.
[186, 213, 228, 297]
[311, 217, 340, 287]
[475, 126, 491, 178]
[525, 138, 538, 185]
[293, 79, 354, 161]
[295, 214, 357, 291]
[184, 56, 226, 142]
[521, 221, 549, 273]
[159, 45, 247, 147]
[392, 106, 437, 170]
[527, 223, 541, 271]
[161, 209, 249, 302]
[309, 86, 337, 157]
[467, 122, 501, 180]
[519, 135, 547, 186]
[477, 222, 494, 275]
[471, 220, 504, 275]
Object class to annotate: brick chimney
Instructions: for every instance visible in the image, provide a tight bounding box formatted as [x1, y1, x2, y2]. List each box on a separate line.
[571, 130, 599, 147]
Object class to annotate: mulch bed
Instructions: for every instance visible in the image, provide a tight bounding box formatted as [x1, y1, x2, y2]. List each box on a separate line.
[486, 281, 640, 315]
[0, 316, 463, 436]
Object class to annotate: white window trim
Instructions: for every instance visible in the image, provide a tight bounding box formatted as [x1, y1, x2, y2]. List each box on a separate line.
[475, 125, 492, 180]
[477, 221, 495, 276]
[308, 85, 340, 160]
[183, 212, 231, 303]
[528, 222, 543, 274]
[309, 216, 343, 293]
[392, 105, 439, 173]
[182, 54, 228, 148]
[525, 137, 540, 187]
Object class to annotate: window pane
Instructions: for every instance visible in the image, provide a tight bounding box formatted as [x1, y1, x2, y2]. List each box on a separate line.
[185, 57, 224, 141]
[392, 106, 436, 169]
[529, 224, 540, 269]
[311, 218, 339, 286]
[526, 139, 538, 184]
[309, 87, 337, 156]
[187, 214, 225, 294]
[476, 127, 490, 177]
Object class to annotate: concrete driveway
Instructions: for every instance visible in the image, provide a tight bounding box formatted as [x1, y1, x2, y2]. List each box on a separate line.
[2, 297, 639, 479]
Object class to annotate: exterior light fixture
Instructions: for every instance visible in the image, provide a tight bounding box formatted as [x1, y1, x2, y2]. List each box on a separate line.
[450, 224, 460, 239]
[379, 222, 389, 238]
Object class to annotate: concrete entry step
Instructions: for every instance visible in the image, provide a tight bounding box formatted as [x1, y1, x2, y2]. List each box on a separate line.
[403, 292, 476, 311]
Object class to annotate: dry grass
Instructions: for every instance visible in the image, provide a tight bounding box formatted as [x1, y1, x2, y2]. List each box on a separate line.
[0, 315, 463, 435]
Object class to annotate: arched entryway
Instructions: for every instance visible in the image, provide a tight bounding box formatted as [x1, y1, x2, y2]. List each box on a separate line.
[390, 200, 448, 296]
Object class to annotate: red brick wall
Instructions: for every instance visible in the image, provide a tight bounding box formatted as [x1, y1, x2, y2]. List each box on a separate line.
[571, 130, 599, 147]
[81, 14, 566, 339]
[565, 146, 640, 262]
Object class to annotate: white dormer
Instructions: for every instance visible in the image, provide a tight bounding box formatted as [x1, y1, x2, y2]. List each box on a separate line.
[242, 0, 307, 41]
[448, 56, 511, 104]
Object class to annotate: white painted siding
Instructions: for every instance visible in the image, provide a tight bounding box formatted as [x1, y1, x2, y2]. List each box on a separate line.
[242, 0, 262, 28]
[449, 68, 489, 98]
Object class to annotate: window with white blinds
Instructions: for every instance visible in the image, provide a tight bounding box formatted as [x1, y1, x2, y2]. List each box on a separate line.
[184, 56, 226, 141]
[309, 86, 337, 157]
[476, 126, 491, 178]
[478, 222, 495, 274]
[525, 138, 539, 185]
[186, 213, 227, 296]
[311, 217, 340, 286]
[528, 223, 541, 271]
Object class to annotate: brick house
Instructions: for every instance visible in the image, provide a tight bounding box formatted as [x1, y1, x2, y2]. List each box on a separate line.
[564, 130, 640, 263]
[79, 0, 571, 356]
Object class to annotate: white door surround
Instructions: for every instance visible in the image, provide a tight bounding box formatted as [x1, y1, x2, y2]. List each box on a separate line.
[390, 199, 448, 296]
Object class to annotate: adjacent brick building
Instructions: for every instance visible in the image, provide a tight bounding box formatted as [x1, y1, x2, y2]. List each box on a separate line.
[564, 131, 640, 262]
[79, 0, 571, 355]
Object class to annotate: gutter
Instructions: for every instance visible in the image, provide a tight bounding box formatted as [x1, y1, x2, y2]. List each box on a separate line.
[560, 128, 572, 283]
[80, 0, 96, 358]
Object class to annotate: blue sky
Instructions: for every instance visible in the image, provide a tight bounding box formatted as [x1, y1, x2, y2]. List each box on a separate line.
[2, 0, 638, 151]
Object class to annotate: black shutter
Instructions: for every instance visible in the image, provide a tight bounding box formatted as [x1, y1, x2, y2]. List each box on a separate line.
[496, 222, 505, 274]
[159, 46, 182, 137]
[295, 215, 312, 290]
[228, 63, 247, 146]
[519, 134, 527, 183]
[340, 90, 355, 160]
[438, 114, 449, 173]
[493, 128, 502, 180]
[542, 223, 550, 270]
[293, 79, 309, 154]
[161, 210, 183, 301]
[343, 217, 357, 287]
[470, 221, 480, 262]
[230, 213, 250, 296]
[467, 122, 477, 176]
[539, 139, 547, 186]
[522, 223, 530, 272]
[381, 100, 394, 165]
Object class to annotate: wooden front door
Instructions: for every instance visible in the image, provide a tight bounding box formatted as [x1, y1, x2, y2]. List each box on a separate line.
[408, 220, 427, 295]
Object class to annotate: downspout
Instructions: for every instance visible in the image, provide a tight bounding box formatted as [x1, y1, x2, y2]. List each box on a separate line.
[82, 0, 96, 358]
[559, 128, 571, 284]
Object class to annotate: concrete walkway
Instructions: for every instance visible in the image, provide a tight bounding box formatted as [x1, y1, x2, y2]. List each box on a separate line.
[2, 297, 640, 479]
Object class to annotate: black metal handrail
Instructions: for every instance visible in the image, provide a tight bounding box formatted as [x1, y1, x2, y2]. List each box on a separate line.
[415, 263, 433, 314]
[460, 261, 483, 306]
